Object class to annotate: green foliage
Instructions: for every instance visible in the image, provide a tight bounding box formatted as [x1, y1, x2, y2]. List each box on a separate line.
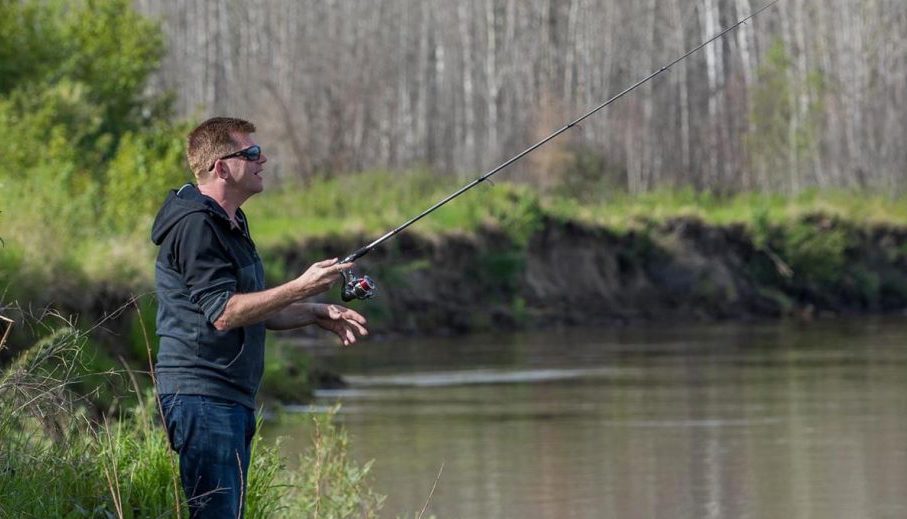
[0, 0, 66, 94]
[0, 82, 103, 270]
[263, 256, 291, 286]
[0, 237, 25, 296]
[247, 169, 546, 248]
[746, 39, 826, 190]
[126, 297, 159, 365]
[539, 188, 907, 233]
[0, 0, 166, 164]
[246, 169, 456, 245]
[779, 219, 852, 286]
[477, 251, 526, 294]
[56, 0, 166, 141]
[511, 296, 529, 324]
[482, 187, 546, 246]
[73, 338, 138, 415]
[103, 127, 190, 234]
[756, 287, 794, 314]
[552, 144, 627, 203]
[285, 408, 385, 518]
[747, 41, 793, 176]
[848, 266, 881, 306]
[0, 0, 185, 291]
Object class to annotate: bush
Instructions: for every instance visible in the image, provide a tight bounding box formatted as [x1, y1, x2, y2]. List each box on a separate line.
[0, 0, 186, 293]
[103, 127, 191, 235]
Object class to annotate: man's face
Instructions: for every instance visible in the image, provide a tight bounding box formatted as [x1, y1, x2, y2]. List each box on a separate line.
[222, 132, 267, 197]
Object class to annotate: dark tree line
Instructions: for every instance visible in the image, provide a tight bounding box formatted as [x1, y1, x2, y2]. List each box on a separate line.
[138, 0, 907, 195]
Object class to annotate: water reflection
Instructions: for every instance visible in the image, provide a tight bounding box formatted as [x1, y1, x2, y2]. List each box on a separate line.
[264, 318, 907, 518]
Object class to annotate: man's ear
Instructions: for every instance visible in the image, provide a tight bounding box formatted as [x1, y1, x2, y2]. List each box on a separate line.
[212, 160, 230, 180]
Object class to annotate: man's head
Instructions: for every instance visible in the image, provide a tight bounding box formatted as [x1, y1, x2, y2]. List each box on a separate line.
[187, 117, 259, 178]
[187, 117, 267, 201]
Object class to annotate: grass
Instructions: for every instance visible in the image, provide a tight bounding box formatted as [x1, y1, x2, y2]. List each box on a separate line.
[0, 311, 384, 518]
[246, 173, 907, 250]
[244, 169, 547, 248]
[7, 169, 907, 299]
[544, 187, 907, 232]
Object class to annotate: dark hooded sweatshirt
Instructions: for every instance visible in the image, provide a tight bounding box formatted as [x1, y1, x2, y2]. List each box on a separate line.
[151, 184, 266, 409]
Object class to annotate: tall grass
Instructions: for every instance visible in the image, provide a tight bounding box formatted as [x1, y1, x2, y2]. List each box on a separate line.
[543, 187, 907, 232]
[247, 173, 907, 247]
[245, 169, 547, 248]
[0, 311, 383, 518]
[8, 168, 907, 302]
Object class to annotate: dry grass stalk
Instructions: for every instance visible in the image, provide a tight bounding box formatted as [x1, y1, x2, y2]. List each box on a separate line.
[0, 314, 13, 351]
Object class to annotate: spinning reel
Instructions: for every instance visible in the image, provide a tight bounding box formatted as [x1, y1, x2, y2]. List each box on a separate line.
[339, 252, 377, 302]
[340, 269, 376, 301]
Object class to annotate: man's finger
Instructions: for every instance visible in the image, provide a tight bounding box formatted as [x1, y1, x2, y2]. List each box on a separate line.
[315, 258, 339, 267]
[346, 319, 368, 336]
[339, 326, 352, 346]
[342, 308, 367, 325]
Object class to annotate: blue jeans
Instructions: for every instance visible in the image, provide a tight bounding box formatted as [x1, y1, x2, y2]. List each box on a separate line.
[159, 394, 256, 518]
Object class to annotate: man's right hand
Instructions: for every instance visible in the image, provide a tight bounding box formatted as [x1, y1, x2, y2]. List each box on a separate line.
[293, 258, 353, 297]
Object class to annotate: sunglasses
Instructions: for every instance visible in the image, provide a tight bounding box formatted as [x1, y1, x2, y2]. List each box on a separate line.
[208, 145, 262, 171]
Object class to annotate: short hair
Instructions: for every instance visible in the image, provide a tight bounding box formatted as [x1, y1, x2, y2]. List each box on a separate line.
[186, 117, 257, 179]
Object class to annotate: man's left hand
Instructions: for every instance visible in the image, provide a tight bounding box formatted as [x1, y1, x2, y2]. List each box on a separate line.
[313, 304, 368, 346]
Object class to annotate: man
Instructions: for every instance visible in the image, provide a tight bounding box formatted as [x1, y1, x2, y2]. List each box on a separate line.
[151, 116, 367, 517]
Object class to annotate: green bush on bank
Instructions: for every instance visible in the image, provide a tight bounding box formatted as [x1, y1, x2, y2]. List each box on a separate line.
[0, 0, 187, 303]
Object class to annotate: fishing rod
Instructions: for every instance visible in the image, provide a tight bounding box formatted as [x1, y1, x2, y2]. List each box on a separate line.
[339, 0, 779, 302]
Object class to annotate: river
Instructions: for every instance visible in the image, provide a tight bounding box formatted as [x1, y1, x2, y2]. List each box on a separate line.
[263, 317, 907, 519]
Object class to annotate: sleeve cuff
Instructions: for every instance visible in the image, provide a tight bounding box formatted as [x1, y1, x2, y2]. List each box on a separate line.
[196, 287, 235, 324]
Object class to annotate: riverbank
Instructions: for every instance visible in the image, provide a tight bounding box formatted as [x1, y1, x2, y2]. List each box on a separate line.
[5, 184, 907, 401]
[271, 212, 907, 334]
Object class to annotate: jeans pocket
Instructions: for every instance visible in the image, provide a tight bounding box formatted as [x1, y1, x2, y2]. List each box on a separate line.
[159, 394, 184, 452]
[245, 408, 257, 445]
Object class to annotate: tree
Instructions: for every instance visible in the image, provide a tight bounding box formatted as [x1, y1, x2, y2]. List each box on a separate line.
[0, 0, 186, 264]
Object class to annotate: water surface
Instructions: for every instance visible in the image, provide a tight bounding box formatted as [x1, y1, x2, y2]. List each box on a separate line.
[265, 318, 907, 519]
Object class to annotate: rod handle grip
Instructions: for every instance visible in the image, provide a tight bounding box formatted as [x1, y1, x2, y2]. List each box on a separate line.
[341, 246, 370, 264]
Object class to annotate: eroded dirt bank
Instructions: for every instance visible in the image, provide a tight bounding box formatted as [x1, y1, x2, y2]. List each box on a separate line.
[272, 215, 907, 334]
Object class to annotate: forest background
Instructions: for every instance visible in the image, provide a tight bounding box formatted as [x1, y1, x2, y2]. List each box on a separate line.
[142, 0, 904, 194]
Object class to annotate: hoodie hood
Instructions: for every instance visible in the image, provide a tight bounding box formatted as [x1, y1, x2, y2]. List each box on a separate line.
[151, 184, 230, 245]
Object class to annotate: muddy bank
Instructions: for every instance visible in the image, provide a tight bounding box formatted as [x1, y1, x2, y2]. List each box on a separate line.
[273, 215, 907, 334]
